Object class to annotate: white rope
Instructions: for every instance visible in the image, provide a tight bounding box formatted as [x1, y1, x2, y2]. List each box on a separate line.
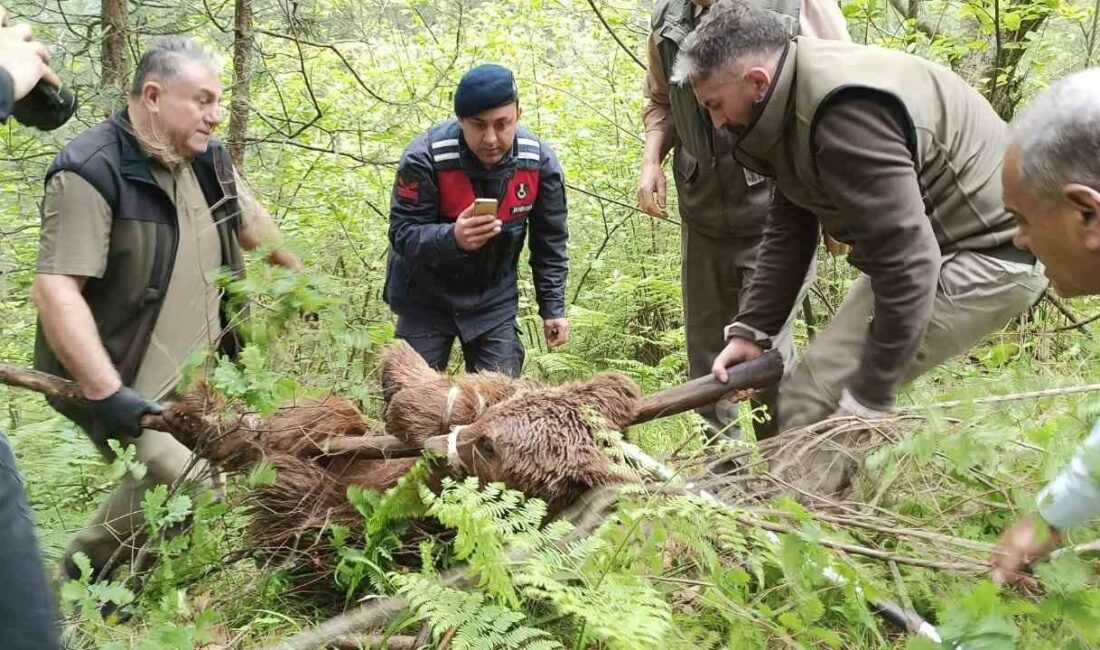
[447, 424, 468, 473]
[440, 385, 461, 433]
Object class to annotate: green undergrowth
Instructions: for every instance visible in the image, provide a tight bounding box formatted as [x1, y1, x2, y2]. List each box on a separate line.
[2, 0, 1100, 646]
[5, 286, 1100, 648]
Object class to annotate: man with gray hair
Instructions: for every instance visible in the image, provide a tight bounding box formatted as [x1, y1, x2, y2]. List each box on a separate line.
[990, 68, 1100, 587]
[678, 0, 1046, 454]
[32, 36, 303, 581]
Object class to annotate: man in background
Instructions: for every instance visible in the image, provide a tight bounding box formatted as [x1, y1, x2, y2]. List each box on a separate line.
[679, 1, 1045, 439]
[638, 0, 849, 436]
[32, 37, 303, 583]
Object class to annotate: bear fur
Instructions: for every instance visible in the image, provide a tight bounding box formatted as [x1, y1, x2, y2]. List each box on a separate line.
[164, 382, 373, 472]
[444, 372, 641, 514]
[164, 341, 642, 593]
[381, 340, 533, 446]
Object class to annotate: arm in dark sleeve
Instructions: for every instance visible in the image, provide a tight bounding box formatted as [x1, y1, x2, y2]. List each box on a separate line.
[388, 143, 467, 267]
[734, 188, 820, 337]
[0, 69, 14, 122]
[528, 143, 569, 320]
[814, 93, 940, 410]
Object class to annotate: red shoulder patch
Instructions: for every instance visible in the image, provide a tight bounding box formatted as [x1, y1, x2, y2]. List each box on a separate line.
[396, 176, 420, 202]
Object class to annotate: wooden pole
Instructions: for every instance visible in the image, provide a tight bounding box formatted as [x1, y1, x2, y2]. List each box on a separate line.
[632, 351, 783, 425]
[0, 363, 417, 458]
[1, 353, 784, 460]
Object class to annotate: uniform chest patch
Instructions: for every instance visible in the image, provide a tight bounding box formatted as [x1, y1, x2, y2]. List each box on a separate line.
[515, 182, 529, 200]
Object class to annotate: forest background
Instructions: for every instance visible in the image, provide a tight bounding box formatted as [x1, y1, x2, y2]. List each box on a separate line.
[3, 0, 1100, 647]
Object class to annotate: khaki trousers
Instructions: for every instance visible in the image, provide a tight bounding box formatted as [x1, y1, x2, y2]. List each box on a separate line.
[779, 250, 1048, 431]
[682, 225, 815, 432]
[63, 429, 208, 579]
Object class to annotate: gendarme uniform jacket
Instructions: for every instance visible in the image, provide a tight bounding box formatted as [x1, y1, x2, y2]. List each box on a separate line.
[384, 119, 568, 341]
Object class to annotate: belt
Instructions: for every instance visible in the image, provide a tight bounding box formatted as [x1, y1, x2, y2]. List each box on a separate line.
[977, 240, 1036, 266]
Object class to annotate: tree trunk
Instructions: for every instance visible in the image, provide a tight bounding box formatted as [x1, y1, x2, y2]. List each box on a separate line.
[986, 11, 1050, 121]
[100, 0, 129, 109]
[228, 0, 254, 168]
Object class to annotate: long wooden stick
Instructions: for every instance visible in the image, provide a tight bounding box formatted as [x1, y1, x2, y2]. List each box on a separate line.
[1, 353, 785, 460]
[633, 351, 783, 425]
[0, 363, 84, 402]
[0, 363, 419, 457]
[0, 363, 173, 431]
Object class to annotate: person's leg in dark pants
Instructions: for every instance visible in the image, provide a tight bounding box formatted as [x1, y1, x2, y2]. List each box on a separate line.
[462, 320, 525, 377]
[0, 431, 61, 650]
[397, 332, 456, 371]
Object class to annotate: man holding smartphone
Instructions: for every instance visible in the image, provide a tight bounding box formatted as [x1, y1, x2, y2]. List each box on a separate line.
[384, 64, 569, 377]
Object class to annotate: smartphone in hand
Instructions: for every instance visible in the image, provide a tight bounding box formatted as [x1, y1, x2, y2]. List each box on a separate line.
[473, 198, 498, 217]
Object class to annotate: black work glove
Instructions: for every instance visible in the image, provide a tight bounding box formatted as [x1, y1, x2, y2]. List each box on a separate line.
[90, 386, 162, 439]
[11, 79, 78, 131]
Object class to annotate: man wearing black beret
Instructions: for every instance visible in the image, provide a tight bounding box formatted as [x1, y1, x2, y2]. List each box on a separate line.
[384, 64, 569, 376]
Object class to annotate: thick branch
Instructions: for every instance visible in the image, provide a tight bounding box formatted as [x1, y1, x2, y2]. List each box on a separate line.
[633, 351, 783, 424]
[0, 363, 417, 460]
[100, 0, 130, 109]
[228, 0, 254, 167]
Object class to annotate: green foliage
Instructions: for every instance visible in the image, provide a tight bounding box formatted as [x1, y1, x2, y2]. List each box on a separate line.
[396, 574, 563, 650]
[210, 346, 297, 417]
[142, 484, 194, 534]
[421, 477, 550, 606]
[399, 477, 673, 648]
[4, 0, 1100, 647]
[60, 552, 136, 622]
[105, 439, 147, 481]
[246, 460, 278, 488]
[937, 582, 1022, 649]
[332, 459, 434, 596]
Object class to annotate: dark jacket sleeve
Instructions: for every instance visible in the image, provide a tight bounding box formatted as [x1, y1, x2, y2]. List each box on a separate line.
[813, 93, 940, 410]
[388, 139, 467, 267]
[528, 142, 569, 320]
[734, 188, 820, 337]
[0, 69, 14, 122]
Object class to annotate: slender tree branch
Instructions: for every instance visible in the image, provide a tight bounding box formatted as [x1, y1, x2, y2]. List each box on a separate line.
[585, 0, 646, 70]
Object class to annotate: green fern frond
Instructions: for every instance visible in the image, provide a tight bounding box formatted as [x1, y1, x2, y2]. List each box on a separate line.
[421, 478, 556, 606]
[393, 574, 561, 650]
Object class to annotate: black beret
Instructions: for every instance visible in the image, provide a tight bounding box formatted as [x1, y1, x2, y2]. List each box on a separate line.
[454, 64, 518, 118]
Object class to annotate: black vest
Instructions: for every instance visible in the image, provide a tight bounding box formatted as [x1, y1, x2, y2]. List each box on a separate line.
[34, 110, 246, 405]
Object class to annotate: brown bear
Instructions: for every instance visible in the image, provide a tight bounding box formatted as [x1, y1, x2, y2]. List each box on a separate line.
[424, 372, 641, 515]
[163, 382, 375, 473]
[161, 342, 642, 592]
